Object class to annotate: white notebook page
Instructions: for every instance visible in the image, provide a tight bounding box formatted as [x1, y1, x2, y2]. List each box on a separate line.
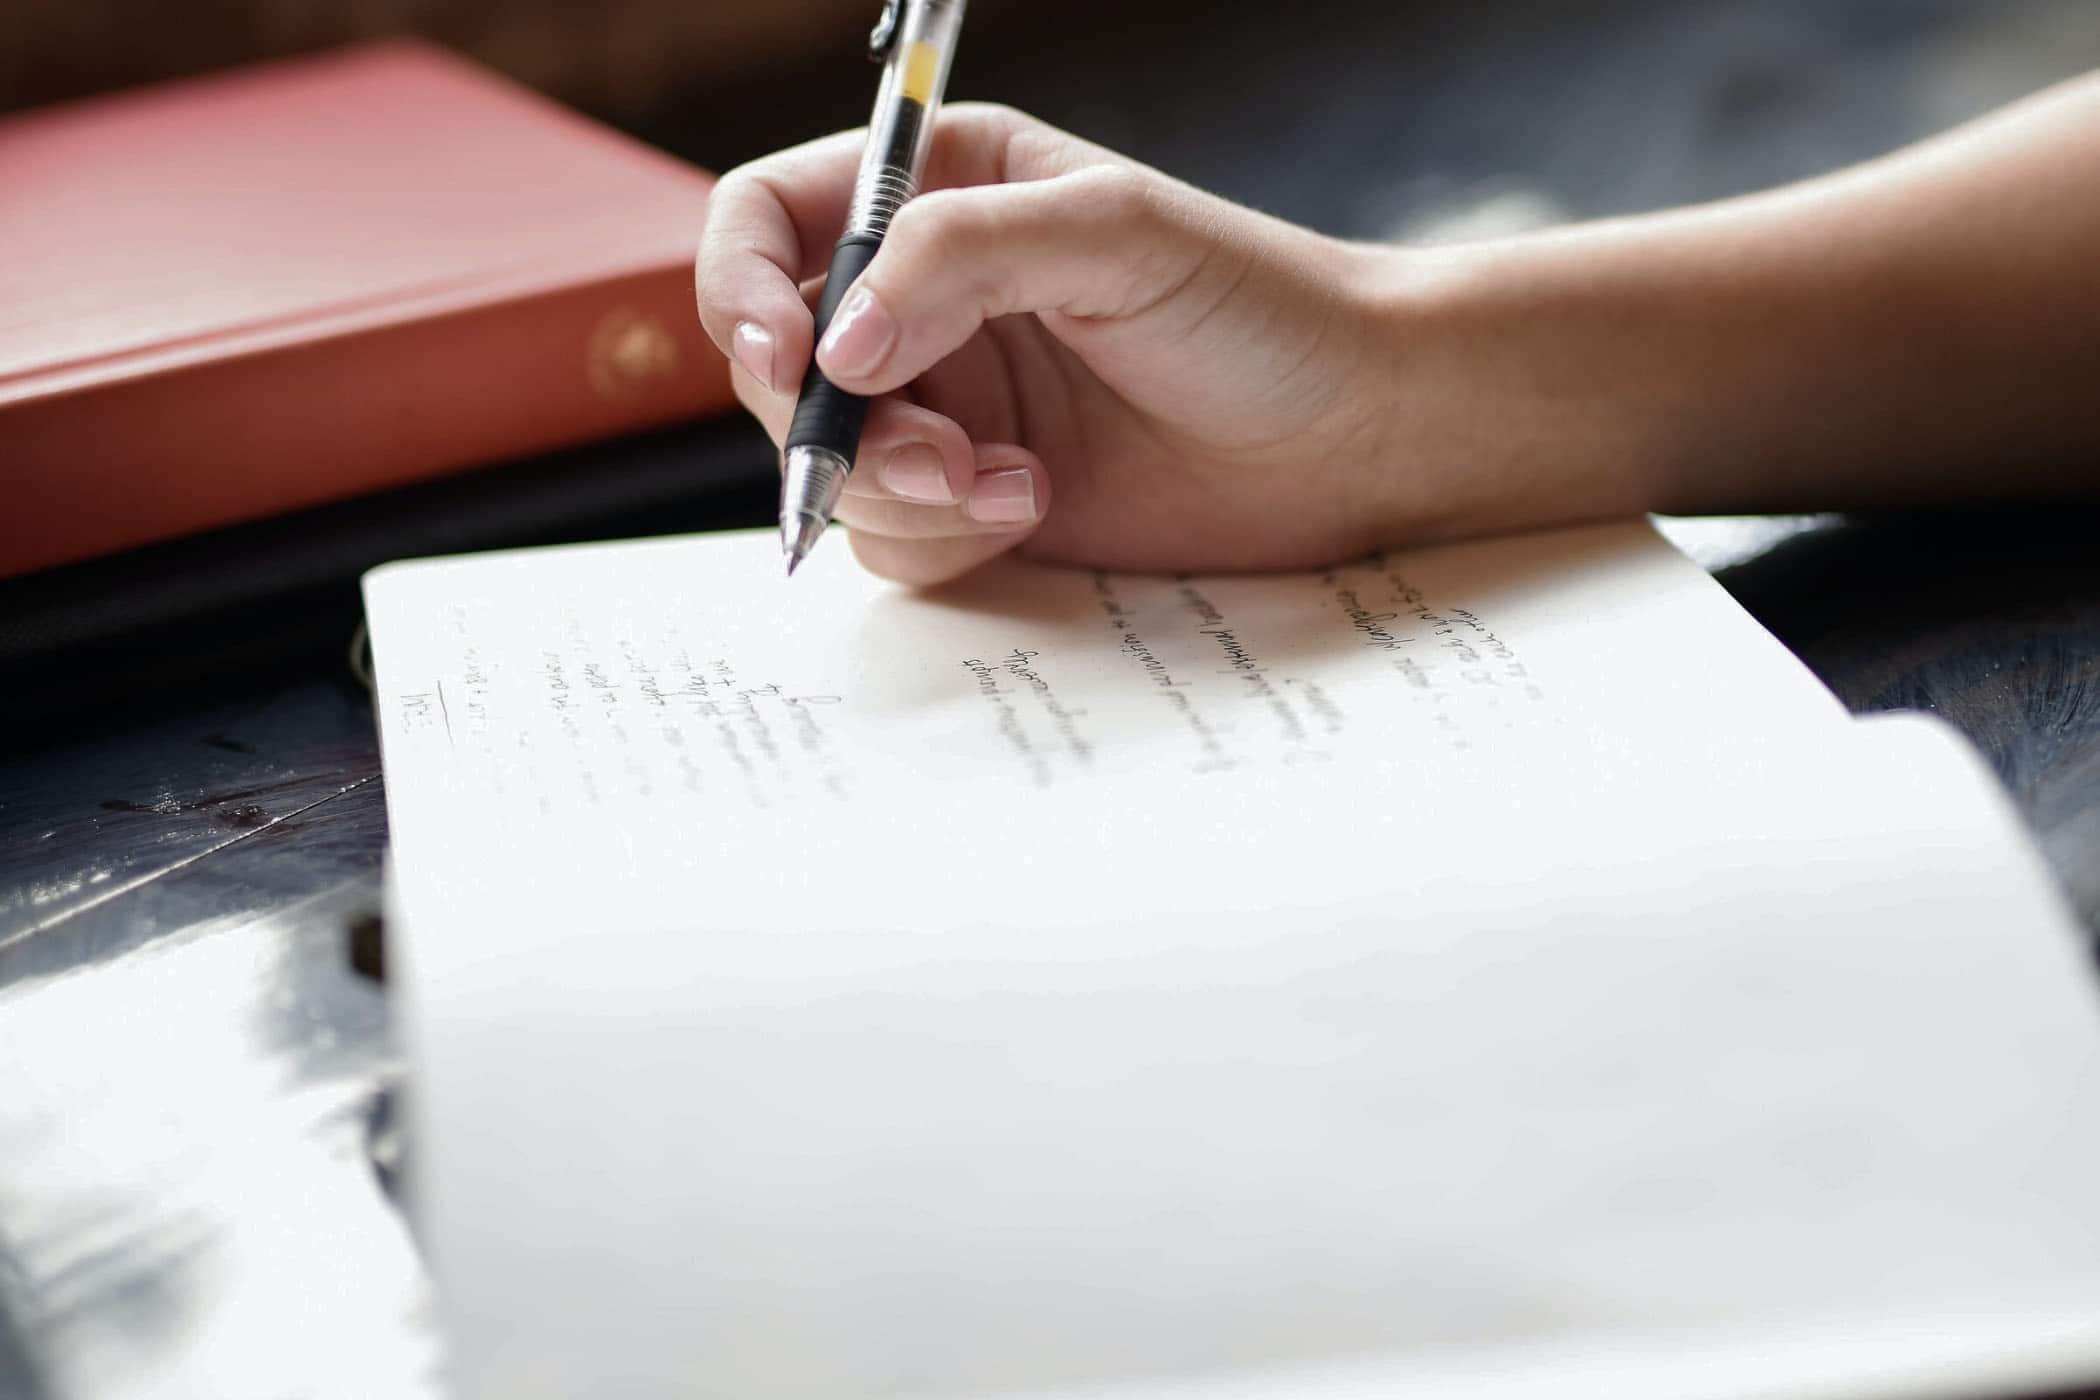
[365, 522, 2100, 1400]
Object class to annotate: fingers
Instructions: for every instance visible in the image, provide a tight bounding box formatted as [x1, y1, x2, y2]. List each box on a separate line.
[699, 104, 1106, 588]
[729, 362, 1049, 570]
[730, 363, 979, 504]
[738, 348, 1048, 584]
[835, 442, 1046, 536]
[696, 128, 866, 395]
[696, 105, 1096, 397]
[814, 164, 1211, 397]
[843, 443, 1052, 587]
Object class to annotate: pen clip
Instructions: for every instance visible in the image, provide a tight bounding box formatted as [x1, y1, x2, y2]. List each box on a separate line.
[868, 0, 901, 61]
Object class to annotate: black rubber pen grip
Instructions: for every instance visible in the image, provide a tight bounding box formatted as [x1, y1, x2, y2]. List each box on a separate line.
[785, 234, 883, 463]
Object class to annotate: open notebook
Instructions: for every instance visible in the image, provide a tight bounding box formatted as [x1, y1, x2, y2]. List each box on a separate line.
[365, 521, 2100, 1400]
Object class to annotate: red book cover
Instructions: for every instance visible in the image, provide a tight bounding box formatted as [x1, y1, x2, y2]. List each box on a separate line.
[0, 40, 735, 579]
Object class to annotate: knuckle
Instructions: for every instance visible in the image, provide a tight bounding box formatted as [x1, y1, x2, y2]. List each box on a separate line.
[886, 194, 992, 297]
[706, 166, 762, 223]
[892, 189, 978, 253]
[948, 99, 1022, 127]
[957, 104, 1082, 183]
[1073, 164, 1158, 221]
[949, 101, 1034, 148]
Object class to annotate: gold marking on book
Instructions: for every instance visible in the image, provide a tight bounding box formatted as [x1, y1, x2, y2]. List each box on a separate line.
[588, 308, 681, 399]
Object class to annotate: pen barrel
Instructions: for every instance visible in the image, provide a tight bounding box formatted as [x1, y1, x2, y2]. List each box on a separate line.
[844, 0, 964, 239]
[784, 235, 882, 461]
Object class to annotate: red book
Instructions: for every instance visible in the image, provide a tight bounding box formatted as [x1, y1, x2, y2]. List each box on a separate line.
[0, 40, 735, 579]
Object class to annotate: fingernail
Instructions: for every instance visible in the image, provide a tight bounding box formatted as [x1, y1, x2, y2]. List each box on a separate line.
[965, 466, 1037, 525]
[818, 287, 897, 381]
[731, 321, 775, 391]
[881, 443, 954, 503]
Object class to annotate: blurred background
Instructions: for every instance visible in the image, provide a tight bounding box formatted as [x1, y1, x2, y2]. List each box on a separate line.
[8, 0, 2099, 241]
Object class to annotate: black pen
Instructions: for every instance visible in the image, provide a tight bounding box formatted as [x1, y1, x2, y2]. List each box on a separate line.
[781, 0, 969, 575]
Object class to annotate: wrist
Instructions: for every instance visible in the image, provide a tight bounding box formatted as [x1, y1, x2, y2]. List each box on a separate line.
[1356, 229, 1710, 542]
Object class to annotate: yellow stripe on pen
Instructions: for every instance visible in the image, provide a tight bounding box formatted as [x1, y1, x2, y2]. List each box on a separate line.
[900, 41, 940, 105]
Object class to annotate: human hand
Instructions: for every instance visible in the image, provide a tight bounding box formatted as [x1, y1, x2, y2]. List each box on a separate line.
[703, 78, 2100, 585]
[696, 104, 1443, 584]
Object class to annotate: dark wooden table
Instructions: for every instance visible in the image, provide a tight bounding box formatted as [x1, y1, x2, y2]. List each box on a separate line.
[3, 0, 2097, 1393]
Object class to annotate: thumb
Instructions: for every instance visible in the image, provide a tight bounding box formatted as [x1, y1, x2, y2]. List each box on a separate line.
[813, 165, 1210, 396]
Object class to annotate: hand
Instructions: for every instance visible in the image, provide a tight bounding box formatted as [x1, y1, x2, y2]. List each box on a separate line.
[695, 104, 1425, 584]
[705, 79, 2100, 585]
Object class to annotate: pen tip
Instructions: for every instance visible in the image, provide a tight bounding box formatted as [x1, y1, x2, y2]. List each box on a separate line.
[780, 509, 826, 576]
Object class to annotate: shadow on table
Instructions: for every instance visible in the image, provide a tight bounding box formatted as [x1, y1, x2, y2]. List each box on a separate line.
[0, 417, 778, 744]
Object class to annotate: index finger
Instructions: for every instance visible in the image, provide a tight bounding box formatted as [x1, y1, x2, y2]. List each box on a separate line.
[694, 127, 865, 395]
[695, 106, 1092, 394]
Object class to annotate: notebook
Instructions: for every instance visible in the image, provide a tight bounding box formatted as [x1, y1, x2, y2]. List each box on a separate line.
[364, 521, 2100, 1400]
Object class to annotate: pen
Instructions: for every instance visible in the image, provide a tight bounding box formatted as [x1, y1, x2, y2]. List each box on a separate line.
[781, 0, 969, 575]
